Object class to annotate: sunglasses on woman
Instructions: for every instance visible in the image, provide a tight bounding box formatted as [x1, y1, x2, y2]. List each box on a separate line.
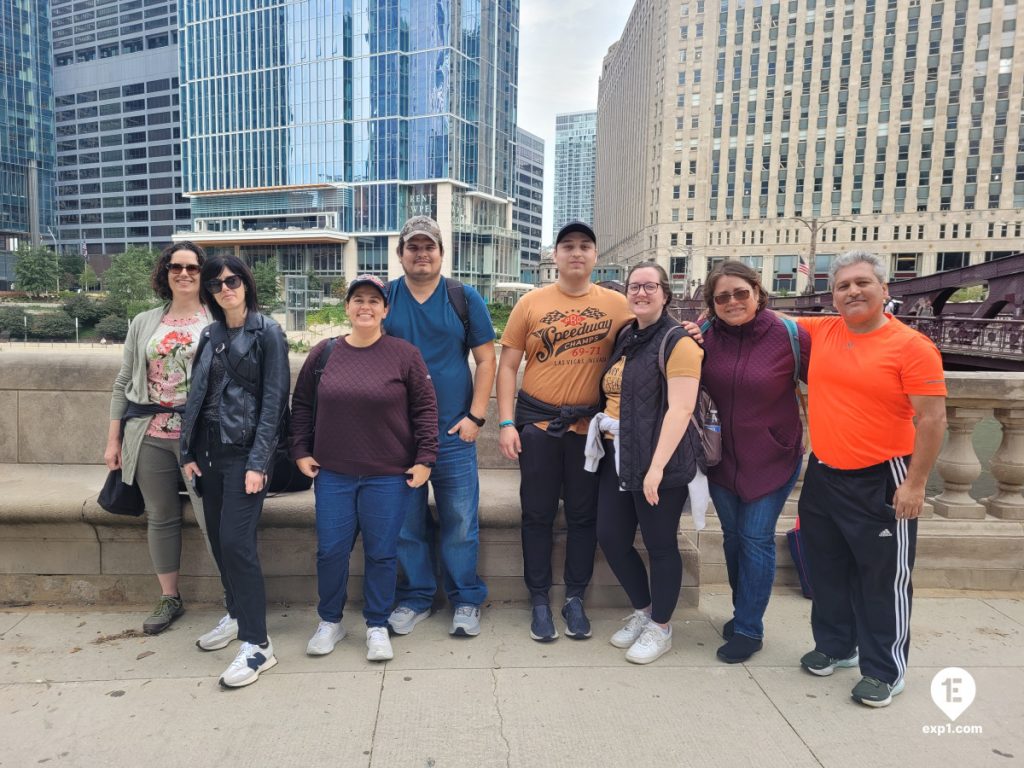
[166, 263, 200, 275]
[205, 275, 244, 293]
[713, 288, 752, 305]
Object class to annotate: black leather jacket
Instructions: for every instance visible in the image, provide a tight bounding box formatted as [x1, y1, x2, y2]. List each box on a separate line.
[180, 312, 290, 475]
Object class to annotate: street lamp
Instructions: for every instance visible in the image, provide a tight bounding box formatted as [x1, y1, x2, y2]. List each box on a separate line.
[793, 216, 857, 295]
[45, 227, 61, 294]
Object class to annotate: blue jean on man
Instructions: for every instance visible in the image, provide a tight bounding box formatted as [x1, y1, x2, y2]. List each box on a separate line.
[314, 468, 415, 627]
[394, 437, 487, 613]
[709, 458, 802, 640]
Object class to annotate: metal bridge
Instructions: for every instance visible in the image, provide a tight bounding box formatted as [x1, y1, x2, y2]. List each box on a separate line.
[639, 253, 1024, 371]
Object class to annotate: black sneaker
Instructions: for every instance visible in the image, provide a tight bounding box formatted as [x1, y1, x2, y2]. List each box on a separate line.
[143, 594, 184, 635]
[530, 604, 558, 642]
[722, 618, 735, 640]
[716, 633, 763, 663]
[851, 675, 905, 707]
[800, 648, 859, 677]
[561, 597, 592, 639]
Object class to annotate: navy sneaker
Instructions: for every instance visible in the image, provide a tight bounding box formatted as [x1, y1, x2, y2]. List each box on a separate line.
[530, 604, 558, 642]
[561, 597, 592, 639]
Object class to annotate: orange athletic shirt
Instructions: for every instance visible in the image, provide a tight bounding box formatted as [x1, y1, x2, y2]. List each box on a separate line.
[798, 315, 947, 470]
[501, 283, 632, 434]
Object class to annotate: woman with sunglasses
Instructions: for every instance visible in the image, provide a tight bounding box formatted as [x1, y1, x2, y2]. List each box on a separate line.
[699, 260, 810, 663]
[106, 241, 212, 635]
[180, 255, 290, 688]
[590, 262, 703, 665]
[289, 275, 438, 663]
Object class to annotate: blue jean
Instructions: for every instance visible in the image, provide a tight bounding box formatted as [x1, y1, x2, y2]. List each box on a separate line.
[314, 468, 414, 628]
[709, 458, 802, 640]
[395, 438, 487, 613]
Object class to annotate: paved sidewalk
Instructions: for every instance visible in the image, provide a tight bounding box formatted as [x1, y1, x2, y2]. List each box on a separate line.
[2, 591, 1022, 767]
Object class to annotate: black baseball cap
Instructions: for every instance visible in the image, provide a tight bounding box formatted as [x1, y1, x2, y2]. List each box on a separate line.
[555, 221, 597, 245]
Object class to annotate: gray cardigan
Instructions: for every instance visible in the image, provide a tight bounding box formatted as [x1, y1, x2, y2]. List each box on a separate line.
[109, 304, 209, 485]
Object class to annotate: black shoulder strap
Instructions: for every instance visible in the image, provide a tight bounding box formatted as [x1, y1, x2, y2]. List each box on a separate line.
[658, 324, 686, 377]
[311, 337, 337, 428]
[209, 322, 257, 397]
[443, 276, 471, 347]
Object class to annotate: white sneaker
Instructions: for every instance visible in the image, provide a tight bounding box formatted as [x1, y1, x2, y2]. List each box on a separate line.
[450, 604, 481, 637]
[388, 605, 430, 635]
[610, 609, 650, 649]
[219, 638, 277, 688]
[366, 626, 394, 662]
[625, 624, 672, 665]
[306, 620, 346, 656]
[196, 614, 239, 651]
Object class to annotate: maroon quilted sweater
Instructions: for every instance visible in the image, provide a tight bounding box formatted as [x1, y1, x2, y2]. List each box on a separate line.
[700, 310, 810, 501]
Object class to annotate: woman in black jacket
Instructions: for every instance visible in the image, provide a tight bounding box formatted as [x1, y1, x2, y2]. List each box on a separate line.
[180, 254, 290, 689]
[588, 262, 703, 665]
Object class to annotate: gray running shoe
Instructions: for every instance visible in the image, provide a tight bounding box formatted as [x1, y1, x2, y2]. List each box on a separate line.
[388, 606, 430, 635]
[851, 675, 905, 707]
[800, 648, 859, 676]
[143, 594, 184, 635]
[450, 604, 481, 637]
[196, 613, 239, 651]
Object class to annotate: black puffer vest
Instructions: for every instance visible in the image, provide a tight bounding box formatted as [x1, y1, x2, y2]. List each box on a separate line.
[604, 314, 701, 492]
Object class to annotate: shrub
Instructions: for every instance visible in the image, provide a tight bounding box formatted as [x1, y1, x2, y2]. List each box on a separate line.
[63, 293, 105, 326]
[0, 306, 26, 334]
[95, 314, 129, 341]
[28, 311, 76, 340]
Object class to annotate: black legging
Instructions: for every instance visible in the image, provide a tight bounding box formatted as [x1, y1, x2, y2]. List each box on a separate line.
[596, 440, 687, 625]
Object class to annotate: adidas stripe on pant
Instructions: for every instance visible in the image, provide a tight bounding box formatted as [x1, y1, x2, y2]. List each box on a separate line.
[799, 453, 916, 687]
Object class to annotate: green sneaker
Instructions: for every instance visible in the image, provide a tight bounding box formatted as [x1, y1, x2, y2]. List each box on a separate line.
[851, 676, 905, 708]
[800, 648, 859, 676]
[143, 594, 184, 635]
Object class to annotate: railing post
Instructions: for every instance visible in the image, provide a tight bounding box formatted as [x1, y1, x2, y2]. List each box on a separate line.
[931, 407, 987, 519]
[984, 408, 1024, 520]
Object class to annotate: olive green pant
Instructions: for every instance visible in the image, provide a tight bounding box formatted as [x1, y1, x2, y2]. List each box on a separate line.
[134, 435, 211, 574]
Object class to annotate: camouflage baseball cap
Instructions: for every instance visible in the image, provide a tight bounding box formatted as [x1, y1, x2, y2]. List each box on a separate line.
[399, 215, 442, 244]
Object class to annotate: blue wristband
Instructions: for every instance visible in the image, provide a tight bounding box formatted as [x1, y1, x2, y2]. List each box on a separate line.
[499, 419, 515, 429]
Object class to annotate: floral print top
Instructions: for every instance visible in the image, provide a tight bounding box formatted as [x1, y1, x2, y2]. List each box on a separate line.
[145, 309, 210, 438]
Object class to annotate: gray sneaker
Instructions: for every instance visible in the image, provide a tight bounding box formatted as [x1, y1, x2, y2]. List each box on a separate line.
[196, 613, 239, 651]
[388, 606, 430, 635]
[143, 594, 184, 635]
[450, 604, 481, 637]
[800, 648, 859, 677]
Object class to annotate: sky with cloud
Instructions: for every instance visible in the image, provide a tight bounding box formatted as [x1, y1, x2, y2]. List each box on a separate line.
[517, 1, 635, 244]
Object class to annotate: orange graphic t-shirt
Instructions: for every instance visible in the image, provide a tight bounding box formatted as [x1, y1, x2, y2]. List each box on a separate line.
[501, 283, 632, 434]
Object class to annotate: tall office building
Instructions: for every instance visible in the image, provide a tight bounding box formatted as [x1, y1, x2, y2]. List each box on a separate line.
[553, 110, 597, 239]
[176, 1, 520, 301]
[1, 0, 55, 289]
[50, 0, 186, 268]
[596, 0, 1024, 293]
[513, 126, 544, 280]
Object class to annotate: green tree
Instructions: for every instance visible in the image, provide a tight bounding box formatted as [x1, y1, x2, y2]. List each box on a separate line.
[102, 246, 158, 315]
[13, 245, 59, 297]
[80, 263, 99, 291]
[330, 276, 348, 300]
[252, 259, 281, 312]
[95, 314, 129, 341]
[58, 252, 85, 291]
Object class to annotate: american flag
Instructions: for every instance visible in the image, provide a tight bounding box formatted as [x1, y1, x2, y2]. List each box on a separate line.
[798, 256, 810, 276]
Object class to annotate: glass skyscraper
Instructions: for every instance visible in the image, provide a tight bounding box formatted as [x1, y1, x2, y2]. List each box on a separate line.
[177, 0, 520, 299]
[1, 0, 55, 289]
[513, 126, 544, 278]
[553, 110, 597, 241]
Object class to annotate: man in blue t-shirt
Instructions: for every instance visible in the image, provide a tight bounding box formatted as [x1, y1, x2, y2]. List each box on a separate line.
[383, 215, 497, 638]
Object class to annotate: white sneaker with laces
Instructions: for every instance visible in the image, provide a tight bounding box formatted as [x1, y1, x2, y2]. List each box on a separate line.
[219, 638, 276, 688]
[610, 609, 650, 649]
[366, 626, 394, 662]
[450, 604, 481, 636]
[388, 606, 430, 635]
[625, 624, 672, 665]
[306, 620, 346, 656]
[196, 613, 239, 651]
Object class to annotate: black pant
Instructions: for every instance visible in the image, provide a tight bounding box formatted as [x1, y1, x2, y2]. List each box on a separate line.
[518, 424, 599, 605]
[596, 441, 687, 624]
[197, 421, 270, 645]
[799, 453, 916, 686]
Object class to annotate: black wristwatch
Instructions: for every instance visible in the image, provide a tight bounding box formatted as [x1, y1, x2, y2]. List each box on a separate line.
[466, 412, 486, 427]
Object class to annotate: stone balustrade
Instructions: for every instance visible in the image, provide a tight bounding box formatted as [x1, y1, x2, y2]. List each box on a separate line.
[0, 348, 1022, 601]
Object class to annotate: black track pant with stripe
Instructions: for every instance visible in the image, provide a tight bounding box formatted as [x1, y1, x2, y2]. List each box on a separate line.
[799, 453, 916, 686]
